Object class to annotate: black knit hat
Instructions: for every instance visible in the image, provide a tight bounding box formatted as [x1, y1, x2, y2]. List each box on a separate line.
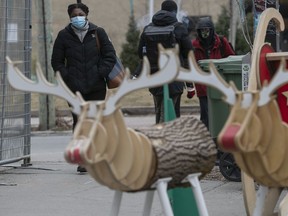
[67, 3, 89, 17]
[161, 0, 178, 13]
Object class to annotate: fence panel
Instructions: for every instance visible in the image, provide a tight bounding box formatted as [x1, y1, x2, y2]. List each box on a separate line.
[0, 0, 31, 165]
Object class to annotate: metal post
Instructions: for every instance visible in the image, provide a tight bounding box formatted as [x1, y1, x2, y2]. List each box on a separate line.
[130, 0, 134, 16]
[276, 0, 280, 51]
[229, 0, 238, 48]
[36, 0, 55, 130]
[155, 177, 174, 216]
[186, 174, 209, 216]
[176, 0, 182, 21]
[142, 190, 155, 216]
[23, 0, 32, 166]
[0, 0, 9, 161]
[149, 0, 154, 22]
[110, 190, 123, 216]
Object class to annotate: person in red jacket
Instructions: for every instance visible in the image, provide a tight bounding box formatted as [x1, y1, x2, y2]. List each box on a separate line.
[188, 17, 235, 129]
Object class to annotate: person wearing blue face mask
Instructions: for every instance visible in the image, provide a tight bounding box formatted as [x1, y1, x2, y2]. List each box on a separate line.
[71, 16, 86, 29]
[51, 2, 116, 173]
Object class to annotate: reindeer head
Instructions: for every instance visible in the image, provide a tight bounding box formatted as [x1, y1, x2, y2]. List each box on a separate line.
[175, 8, 288, 187]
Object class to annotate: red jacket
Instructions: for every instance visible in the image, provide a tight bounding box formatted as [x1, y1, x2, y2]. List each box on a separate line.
[192, 34, 235, 97]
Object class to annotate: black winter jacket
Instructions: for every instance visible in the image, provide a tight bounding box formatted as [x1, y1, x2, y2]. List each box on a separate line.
[51, 22, 116, 95]
[138, 10, 193, 96]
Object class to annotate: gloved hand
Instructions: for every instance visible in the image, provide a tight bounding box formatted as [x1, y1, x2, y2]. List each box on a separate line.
[186, 87, 195, 99]
[130, 74, 137, 80]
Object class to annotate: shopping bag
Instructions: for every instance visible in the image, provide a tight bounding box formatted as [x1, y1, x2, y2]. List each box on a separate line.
[107, 57, 125, 89]
[95, 29, 125, 89]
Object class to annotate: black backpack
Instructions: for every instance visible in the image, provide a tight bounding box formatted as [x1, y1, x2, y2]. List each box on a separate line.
[143, 23, 177, 71]
[219, 35, 236, 57]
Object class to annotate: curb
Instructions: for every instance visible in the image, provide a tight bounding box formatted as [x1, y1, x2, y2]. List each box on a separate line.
[31, 106, 200, 117]
[30, 106, 200, 135]
[121, 106, 199, 116]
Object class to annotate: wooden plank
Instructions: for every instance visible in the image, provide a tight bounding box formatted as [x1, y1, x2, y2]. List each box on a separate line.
[266, 52, 288, 61]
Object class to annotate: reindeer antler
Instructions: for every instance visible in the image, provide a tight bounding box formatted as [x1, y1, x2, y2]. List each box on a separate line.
[258, 58, 288, 106]
[177, 52, 237, 105]
[5, 56, 96, 117]
[6, 46, 180, 118]
[104, 46, 180, 116]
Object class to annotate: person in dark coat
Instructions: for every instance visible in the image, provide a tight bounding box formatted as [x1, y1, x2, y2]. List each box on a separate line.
[137, 0, 193, 124]
[188, 17, 235, 129]
[51, 2, 116, 172]
[52, 2, 116, 129]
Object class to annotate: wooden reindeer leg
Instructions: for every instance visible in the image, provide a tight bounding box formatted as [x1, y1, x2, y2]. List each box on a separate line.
[242, 172, 256, 216]
[253, 186, 282, 216]
[279, 191, 288, 215]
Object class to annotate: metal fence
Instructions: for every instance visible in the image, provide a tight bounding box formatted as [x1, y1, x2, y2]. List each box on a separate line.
[0, 0, 31, 165]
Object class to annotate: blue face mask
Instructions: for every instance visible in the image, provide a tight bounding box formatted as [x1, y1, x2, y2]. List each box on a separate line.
[71, 16, 86, 28]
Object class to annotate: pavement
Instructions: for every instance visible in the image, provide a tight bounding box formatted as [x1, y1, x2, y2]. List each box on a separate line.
[0, 114, 247, 216]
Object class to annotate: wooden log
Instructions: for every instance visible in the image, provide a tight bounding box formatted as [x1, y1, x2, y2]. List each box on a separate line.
[137, 116, 217, 189]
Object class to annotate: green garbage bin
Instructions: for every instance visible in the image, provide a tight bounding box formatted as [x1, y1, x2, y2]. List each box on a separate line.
[168, 188, 199, 216]
[198, 53, 251, 139]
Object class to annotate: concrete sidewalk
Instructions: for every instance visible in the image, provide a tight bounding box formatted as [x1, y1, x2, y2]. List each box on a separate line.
[0, 115, 247, 216]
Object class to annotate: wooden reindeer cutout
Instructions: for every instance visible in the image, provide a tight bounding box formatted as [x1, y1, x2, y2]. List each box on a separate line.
[175, 8, 288, 215]
[6, 47, 217, 192]
[217, 8, 288, 187]
[218, 8, 288, 216]
[173, 9, 288, 187]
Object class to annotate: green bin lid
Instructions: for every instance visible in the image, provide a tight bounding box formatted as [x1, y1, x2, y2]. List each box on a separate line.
[198, 55, 245, 72]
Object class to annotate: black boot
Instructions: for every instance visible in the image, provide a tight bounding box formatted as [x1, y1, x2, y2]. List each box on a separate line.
[77, 165, 87, 173]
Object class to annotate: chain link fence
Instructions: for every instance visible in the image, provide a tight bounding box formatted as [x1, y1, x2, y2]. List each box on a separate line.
[0, 0, 31, 165]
